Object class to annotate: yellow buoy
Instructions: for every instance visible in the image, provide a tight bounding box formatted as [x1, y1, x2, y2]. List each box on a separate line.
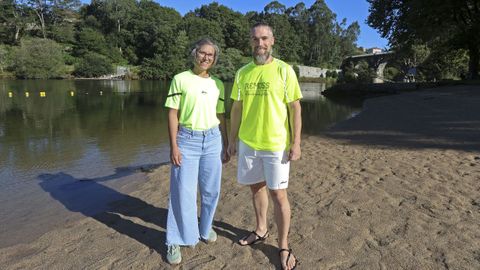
[8, 92, 13, 98]
[99, 91, 103, 96]
[25, 92, 29, 97]
[40, 91, 46, 97]
[70, 91, 75, 97]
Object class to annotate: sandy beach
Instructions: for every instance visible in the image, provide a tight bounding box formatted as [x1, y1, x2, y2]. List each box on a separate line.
[1, 85, 479, 269]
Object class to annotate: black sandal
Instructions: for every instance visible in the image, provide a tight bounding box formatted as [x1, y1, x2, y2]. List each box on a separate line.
[238, 230, 269, 246]
[279, 248, 298, 270]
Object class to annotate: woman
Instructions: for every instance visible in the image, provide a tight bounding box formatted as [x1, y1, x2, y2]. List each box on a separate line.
[164, 38, 228, 265]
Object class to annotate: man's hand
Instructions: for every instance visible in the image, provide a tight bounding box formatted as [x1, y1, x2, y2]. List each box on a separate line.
[222, 150, 230, 164]
[227, 141, 237, 157]
[170, 146, 182, 166]
[222, 142, 230, 164]
[288, 142, 301, 161]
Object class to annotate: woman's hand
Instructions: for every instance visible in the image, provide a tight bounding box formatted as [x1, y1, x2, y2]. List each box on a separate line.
[170, 145, 182, 166]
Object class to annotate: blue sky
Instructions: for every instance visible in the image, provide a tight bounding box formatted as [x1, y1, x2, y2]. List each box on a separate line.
[80, 0, 389, 49]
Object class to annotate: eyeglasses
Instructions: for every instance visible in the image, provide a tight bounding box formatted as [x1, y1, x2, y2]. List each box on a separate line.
[197, 51, 215, 59]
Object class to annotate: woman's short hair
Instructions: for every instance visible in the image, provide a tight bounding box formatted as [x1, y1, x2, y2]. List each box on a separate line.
[190, 38, 220, 66]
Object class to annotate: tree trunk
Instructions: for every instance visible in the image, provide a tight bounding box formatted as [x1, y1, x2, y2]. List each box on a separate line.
[15, 26, 20, 42]
[468, 43, 479, 79]
[35, 10, 47, 39]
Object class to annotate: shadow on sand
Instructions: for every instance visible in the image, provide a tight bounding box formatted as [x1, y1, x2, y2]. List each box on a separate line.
[38, 164, 277, 266]
[213, 220, 282, 268]
[38, 164, 169, 257]
[325, 88, 480, 152]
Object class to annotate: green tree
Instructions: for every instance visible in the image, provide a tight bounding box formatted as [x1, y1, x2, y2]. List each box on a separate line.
[184, 3, 249, 52]
[74, 52, 113, 77]
[19, 0, 49, 38]
[83, 0, 137, 58]
[0, 44, 14, 73]
[339, 60, 375, 83]
[286, 3, 310, 62]
[140, 30, 188, 79]
[338, 20, 360, 58]
[13, 37, 65, 78]
[73, 27, 110, 56]
[420, 48, 469, 81]
[48, 0, 80, 44]
[0, 0, 35, 44]
[213, 47, 249, 81]
[131, 1, 182, 63]
[254, 2, 302, 62]
[305, 0, 337, 67]
[183, 15, 225, 49]
[367, 0, 479, 79]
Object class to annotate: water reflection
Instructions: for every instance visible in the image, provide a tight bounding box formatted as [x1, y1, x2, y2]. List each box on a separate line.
[300, 83, 362, 134]
[0, 80, 171, 187]
[0, 80, 362, 182]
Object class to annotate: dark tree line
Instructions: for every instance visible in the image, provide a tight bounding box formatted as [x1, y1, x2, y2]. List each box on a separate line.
[0, 0, 362, 80]
[367, 0, 479, 80]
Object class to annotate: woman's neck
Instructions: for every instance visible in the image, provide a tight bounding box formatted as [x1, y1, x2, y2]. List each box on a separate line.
[192, 67, 209, 78]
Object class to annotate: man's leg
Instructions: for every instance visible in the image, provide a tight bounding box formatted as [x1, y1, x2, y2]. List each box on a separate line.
[270, 189, 296, 269]
[238, 182, 269, 245]
[269, 189, 290, 249]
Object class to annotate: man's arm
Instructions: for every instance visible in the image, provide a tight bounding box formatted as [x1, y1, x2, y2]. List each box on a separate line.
[217, 113, 229, 163]
[288, 100, 302, 161]
[168, 108, 181, 166]
[227, 100, 243, 156]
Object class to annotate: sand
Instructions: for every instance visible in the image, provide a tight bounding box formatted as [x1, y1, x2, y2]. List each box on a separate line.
[1, 85, 479, 269]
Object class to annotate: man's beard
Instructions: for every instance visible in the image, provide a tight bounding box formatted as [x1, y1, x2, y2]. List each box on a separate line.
[253, 47, 272, 65]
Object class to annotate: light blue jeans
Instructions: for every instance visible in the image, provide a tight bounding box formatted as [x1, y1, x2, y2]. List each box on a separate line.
[166, 125, 222, 246]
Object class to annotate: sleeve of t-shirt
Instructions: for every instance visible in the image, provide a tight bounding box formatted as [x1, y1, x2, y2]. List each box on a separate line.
[165, 76, 182, 109]
[215, 79, 225, 114]
[230, 70, 243, 101]
[285, 65, 302, 103]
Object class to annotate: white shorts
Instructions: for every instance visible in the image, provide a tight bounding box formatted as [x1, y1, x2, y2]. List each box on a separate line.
[237, 140, 290, 190]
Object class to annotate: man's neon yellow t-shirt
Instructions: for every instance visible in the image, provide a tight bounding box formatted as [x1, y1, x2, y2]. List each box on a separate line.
[231, 58, 302, 151]
[165, 70, 225, 131]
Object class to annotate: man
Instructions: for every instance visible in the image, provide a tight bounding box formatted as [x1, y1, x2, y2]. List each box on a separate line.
[228, 22, 302, 270]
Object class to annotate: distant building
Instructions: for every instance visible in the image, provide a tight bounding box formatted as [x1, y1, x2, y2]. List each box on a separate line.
[366, 47, 382, 54]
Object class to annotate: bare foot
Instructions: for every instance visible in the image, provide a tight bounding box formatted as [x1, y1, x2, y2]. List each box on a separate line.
[238, 230, 269, 246]
[279, 248, 297, 270]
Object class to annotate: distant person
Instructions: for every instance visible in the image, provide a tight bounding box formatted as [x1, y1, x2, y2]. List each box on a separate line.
[228, 23, 302, 270]
[164, 38, 228, 265]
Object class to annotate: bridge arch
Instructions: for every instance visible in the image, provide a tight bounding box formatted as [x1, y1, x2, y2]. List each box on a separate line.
[341, 51, 394, 83]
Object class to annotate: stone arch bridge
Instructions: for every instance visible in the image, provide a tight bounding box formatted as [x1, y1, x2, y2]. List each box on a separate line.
[341, 51, 395, 83]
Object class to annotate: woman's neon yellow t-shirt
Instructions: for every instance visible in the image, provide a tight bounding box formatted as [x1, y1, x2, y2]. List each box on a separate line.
[165, 70, 225, 131]
[231, 59, 302, 151]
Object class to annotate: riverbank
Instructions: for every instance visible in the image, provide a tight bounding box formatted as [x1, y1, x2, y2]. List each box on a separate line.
[1, 85, 479, 269]
[323, 80, 480, 97]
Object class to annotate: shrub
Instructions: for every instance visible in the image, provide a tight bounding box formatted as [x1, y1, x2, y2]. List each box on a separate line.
[0, 44, 14, 74]
[13, 38, 66, 79]
[139, 54, 167, 80]
[74, 52, 113, 77]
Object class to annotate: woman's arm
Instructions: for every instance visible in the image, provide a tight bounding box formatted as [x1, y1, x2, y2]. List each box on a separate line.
[168, 108, 182, 166]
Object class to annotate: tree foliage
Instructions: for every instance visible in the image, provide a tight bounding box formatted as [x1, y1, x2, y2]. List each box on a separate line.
[2, 0, 363, 79]
[367, 0, 479, 79]
[74, 52, 113, 77]
[13, 37, 65, 78]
